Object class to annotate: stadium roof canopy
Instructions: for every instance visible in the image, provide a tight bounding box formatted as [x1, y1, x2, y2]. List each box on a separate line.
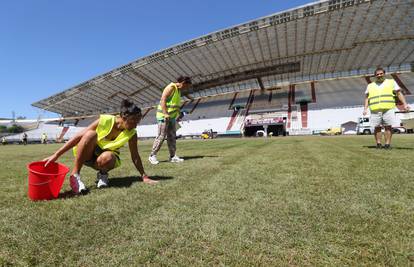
[33, 0, 414, 117]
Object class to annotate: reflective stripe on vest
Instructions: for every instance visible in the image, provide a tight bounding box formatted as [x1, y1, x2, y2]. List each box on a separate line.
[156, 83, 181, 120]
[367, 79, 396, 112]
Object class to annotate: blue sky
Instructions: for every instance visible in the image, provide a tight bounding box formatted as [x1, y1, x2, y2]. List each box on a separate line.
[0, 0, 313, 119]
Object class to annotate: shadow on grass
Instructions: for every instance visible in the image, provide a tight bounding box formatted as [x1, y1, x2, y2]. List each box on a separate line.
[56, 175, 173, 198]
[363, 145, 414, 150]
[159, 155, 219, 162]
[58, 190, 83, 199]
[109, 175, 174, 188]
[182, 155, 219, 160]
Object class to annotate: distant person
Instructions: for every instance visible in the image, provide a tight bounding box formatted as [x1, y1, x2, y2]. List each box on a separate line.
[41, 133, 48, 144]
[149, 76, 193, 164]
[1, 137, 6, 145]
[43, 99, 158, 195]
[363, 67, 410, 149]
[22, 133, 28, 145]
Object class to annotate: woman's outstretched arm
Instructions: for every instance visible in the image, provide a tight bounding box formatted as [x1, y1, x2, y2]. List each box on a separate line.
[43, 119, 99, 166]
[128, 134, 158, 184]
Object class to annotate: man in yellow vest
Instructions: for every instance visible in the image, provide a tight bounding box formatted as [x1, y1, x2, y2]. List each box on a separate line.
[41, 133, 48, 144]
[363, 68, 410, 149]
[149, 76, 193, 164]
[22, 133, 28, 145]
[43, 99, 157, 194]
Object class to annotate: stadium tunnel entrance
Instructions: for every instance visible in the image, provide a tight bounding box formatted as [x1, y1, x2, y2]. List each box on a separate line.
[244, 124, 286, 137]
[268, 124, 286, 136]
[244, 125, 264, 137]
[243, 114, 287, 137]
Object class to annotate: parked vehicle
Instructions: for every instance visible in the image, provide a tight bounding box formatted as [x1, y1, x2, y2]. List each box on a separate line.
[256, 130, 266, 137]
[320, 127, 342, 136]
[392, 126, 406, 134]
[357, 115, 411, 134]
[396, 111, 414, 133]
[357, 116, 374, 135]
[200, 129, 217, 139]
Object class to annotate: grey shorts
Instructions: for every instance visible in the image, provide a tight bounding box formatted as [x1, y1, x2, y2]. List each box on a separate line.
[370, 109, 397, 128]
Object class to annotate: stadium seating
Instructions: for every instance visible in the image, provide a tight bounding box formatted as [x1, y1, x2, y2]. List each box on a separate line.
[4, 122, 84, 143]
[309, 77, 366, 110]
[11, 73, 411, 141]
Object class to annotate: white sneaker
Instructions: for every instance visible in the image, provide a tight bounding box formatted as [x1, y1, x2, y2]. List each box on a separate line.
[170, 155, 184, 163]
[148, 155, 159, 165]
[70, 174, 88, 194]
[96, 172, 109, 189]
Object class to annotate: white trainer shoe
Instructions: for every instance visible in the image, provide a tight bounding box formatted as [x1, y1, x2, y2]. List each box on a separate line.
[148, 155, 159, 165]
[70, 174, 88, 194]
[170, 155, 184, 163]
[96, 172, 109, 189]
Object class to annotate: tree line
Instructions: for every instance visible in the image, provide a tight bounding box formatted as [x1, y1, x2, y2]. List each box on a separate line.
[0, 124, 25, 134]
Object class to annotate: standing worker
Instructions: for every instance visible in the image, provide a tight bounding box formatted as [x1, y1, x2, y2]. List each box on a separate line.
[22, 133, 28, 145]
[363, 67, 410, 149]
[149, 76, 193, 164]
[41, 133, 48, 144]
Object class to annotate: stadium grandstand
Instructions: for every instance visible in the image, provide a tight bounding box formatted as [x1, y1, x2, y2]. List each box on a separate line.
[28, 0, 413, 139]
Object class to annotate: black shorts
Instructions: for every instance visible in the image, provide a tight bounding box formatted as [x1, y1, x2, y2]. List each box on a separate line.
[84, 146, 120, 169]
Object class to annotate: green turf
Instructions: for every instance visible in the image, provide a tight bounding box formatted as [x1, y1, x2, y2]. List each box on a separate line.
[0, 136, 413, 265]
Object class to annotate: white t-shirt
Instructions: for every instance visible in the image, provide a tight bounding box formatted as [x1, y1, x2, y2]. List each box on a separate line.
[365, 79, 401, 95]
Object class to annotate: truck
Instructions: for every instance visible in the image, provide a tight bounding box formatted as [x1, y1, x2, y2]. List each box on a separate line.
[357, 115, 410, 135]
[357, 116, 374, 135]
[320, 127, 342, 136]
[201, 129, 217, 139]
[396, 111, 414, 133]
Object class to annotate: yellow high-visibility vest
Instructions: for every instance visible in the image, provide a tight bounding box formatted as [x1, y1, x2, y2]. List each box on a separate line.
[73, 114, 136, 167]
[367, 79, 396, 112]
[156, 83, 181, 120]
[95, 114, 136, 151]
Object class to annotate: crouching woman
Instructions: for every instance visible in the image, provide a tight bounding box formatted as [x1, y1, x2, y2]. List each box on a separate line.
[43, 99, 158, 194]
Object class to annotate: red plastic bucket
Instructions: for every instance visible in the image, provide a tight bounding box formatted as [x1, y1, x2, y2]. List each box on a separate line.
[27, 161, 70, 201]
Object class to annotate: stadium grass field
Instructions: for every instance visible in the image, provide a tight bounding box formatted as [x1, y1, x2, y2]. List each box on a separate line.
[0, 135, 413, 266]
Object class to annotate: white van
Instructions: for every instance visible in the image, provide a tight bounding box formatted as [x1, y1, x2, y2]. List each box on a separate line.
[396, 111, 414, 133]
[357, 115, 408, 134]
[357, 116, 374, 135]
